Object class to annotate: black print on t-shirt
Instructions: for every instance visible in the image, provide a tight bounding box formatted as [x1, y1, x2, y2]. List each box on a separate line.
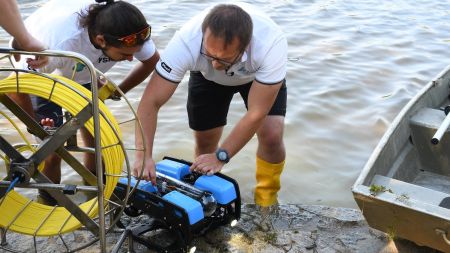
[161, 62, 172, 73]
[98, 56, 111, 63]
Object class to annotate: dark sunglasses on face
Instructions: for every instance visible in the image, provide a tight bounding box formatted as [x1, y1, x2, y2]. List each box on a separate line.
[200, 38, 242, 67]
[109, 25, 151, 47]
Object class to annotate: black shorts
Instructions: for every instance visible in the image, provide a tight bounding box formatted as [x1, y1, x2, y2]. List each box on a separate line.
[187, 71, 287, 131]
[34, 83, 92, 127]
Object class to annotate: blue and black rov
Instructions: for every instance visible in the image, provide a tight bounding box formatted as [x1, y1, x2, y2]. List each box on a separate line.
[113, 157, 241, 253]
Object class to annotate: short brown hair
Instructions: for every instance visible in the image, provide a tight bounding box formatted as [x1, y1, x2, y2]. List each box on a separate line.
[202, 4, 253, 52]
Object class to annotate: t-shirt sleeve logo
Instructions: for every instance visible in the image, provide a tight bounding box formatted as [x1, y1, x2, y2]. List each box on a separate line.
[161, 62, 172, 73]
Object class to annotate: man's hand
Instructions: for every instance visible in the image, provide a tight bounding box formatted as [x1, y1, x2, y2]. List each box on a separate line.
[133, 156, 156, 185]
[11, 36, 48, 69]
[190, 153, 225, 176]
[97, 75, 107, 88]
[98, 75, 122, 101]
[40, 117, 54, 128]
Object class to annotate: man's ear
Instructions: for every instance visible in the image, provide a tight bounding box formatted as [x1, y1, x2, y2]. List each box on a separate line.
[94, 35, 107, 48]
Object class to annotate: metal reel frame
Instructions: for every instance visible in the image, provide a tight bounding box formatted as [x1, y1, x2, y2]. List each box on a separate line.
[0, 48, 147, 253]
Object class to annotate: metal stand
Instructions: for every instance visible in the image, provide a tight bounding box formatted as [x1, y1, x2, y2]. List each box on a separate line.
[0, 48, 147, 252]
[111, 219, 185, 253]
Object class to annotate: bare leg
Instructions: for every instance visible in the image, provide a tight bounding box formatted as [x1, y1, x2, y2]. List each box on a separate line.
[256, 115, 285, 163]
[7, 93, 35, 117]
[80, 127, 96, 174]
[193, 126, 224, 156]
[41, 155, 61, 183]
[254, 115, 285, 207]
[39, 117, 61, 183]
[37, 118, 60, 205]
[8, 93, 63, 204]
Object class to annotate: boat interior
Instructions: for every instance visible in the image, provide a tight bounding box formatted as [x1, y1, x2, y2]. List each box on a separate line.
[362, 75, 450, 211]
[351, 68, 450, 252]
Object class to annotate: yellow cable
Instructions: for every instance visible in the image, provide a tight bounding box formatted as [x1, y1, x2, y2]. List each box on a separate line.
[0, 73, 124, 236]
[0, 111, 35, 151]
[0, 111, 43, 171]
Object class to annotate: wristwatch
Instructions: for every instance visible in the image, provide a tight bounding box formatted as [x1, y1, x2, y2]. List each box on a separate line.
[215, 148, 230, 163]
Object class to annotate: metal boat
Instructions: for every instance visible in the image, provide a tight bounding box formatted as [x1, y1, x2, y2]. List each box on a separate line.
[352, 65, 450, 252]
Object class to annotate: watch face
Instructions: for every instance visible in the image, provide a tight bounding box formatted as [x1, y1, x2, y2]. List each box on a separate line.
[218, 151, 227, 161]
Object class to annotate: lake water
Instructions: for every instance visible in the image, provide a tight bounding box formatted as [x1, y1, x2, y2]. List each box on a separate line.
[1, 0, 450, 208]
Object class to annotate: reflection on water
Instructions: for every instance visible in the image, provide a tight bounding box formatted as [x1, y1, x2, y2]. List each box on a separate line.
[1, 0, 450, 207]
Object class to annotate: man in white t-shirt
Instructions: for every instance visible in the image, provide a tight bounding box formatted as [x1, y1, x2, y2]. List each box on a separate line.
[9, 0, 160, 201]
[134, 3, 287, 207]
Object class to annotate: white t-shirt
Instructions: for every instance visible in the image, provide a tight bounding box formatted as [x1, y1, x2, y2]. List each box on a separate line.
[156, 2, 287, 86]
[16, 0, 156, 85]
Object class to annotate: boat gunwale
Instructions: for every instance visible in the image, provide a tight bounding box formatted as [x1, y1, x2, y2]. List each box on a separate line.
[352, 64, 450, 189]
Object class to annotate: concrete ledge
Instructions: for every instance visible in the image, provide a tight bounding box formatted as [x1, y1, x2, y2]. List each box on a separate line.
[1, 204, 438, 252]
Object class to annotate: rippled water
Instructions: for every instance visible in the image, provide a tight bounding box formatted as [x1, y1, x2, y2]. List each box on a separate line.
[1, 0, 450, 207]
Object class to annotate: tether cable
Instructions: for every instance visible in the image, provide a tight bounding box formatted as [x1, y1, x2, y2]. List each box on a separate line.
[0, 73, 124, 236]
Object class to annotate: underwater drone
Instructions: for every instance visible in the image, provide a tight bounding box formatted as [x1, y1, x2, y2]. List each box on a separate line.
[113, 157, 241, 253]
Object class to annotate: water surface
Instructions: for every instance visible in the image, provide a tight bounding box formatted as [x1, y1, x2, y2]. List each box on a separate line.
[1, 0, 450, 207]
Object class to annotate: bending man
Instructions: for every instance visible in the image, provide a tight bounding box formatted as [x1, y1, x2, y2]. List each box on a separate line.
[135, 3, 287, 207]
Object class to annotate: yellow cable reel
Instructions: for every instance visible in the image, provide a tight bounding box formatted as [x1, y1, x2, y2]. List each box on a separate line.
[0, 73, 124, 236]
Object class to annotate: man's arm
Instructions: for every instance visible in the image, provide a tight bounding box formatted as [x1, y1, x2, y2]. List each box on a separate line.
[1, 0, 38, 49]
[118, 51, 160, 94]
[190, 80, 282, 175]
[221, 81, 282, 156]
[2, 0, 47, 68]
[134, 72, 177, 184]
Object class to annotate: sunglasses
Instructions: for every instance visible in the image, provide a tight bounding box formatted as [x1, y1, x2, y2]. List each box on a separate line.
[115, 26, 151, 47]
[200, 38, 242, 67]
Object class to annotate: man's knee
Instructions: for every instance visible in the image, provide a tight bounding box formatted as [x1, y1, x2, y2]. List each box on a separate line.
[260, 131, 283, 147]
[257, 116, 284, 147]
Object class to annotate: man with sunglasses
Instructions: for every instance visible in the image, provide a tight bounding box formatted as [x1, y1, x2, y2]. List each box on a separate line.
[10, 0, 159, 203]
[135, 3, 287, 208]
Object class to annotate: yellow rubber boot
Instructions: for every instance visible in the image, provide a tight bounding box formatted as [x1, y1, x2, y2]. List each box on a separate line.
[254, 157, 285, 207]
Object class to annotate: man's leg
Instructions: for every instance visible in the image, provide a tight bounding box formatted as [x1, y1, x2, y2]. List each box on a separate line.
[25, 95, 65, 184]
[80, 127, 96, 174]
[248, 79, 287, 207]
[41, 155, 62, 183]
[193, 127, 224, 156]
[254, 115, 286, 207]
[78, 83, 99, 176]
[6, 93, 63, 183]
[33, 98, 64, 205]
[256, 116, 285, 163]
[7, 93, 34, 117]
[187, 71, 234, 156]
